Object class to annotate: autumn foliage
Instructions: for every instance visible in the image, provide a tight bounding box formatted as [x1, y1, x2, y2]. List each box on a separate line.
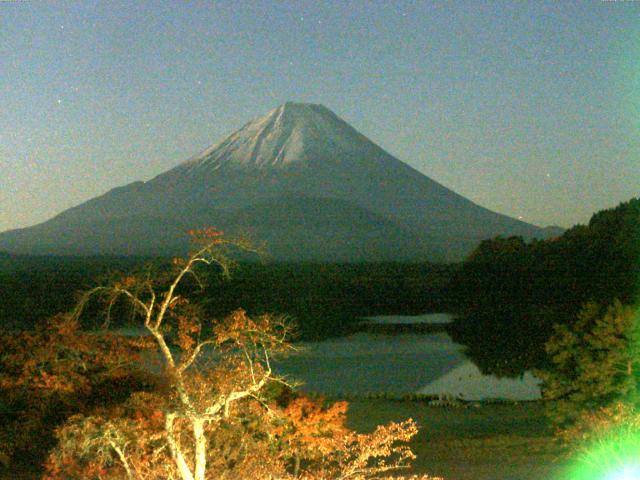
[1, 231, 442, 479]
[0, 314, 155, 471]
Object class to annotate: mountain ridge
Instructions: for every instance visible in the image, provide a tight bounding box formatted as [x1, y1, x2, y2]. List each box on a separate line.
[0, 102, 559, 262]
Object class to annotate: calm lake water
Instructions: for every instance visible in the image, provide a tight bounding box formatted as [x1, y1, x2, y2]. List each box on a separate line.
[273, 313, 542, 401]
[111, 313, 541, 401]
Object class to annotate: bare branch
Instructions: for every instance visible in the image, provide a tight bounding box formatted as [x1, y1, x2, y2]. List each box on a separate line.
[242, 347, 256, 384]
[262, 345, 272, 374]
[177, 339, 216, 373]
[109, 440, 136, 480]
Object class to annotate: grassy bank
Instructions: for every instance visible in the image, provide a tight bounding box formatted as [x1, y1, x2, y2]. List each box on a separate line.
[346, 399, 567, 480]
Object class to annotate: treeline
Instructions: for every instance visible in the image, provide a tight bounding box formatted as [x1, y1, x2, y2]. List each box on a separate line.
[446, 197, 640, 377]
[0, 255, 454, 340]
[0, 254, 144, 331]
[200, 262, 454, 339]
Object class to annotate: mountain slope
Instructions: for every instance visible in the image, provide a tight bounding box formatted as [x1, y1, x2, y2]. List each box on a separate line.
[0, 102, 556, 261]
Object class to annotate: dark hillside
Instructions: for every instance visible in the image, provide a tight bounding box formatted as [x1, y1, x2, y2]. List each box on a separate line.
[447, 197, 640, 376]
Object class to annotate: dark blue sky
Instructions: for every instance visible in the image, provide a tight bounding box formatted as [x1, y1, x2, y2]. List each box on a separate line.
[1, 1, 638, 232]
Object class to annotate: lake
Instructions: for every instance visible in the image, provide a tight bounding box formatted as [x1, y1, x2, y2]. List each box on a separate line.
[274, 313, 542, 401]
[110, 313, 542, 401]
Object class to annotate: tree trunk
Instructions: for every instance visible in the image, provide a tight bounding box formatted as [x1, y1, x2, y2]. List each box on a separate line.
[193, 417, 207, 480]
[166, 413, 196, 480]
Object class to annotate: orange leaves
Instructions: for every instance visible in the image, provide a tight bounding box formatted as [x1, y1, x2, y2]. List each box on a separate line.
[271, 394, 425, 479]
[113, 275, 138, 290]
[214, 308, 254, 345]
[213, 309, 290, 357]
[122, 275, 137, 288]
[0, 314, 147, 398]
[278, 395, 350, 455]
[172, 256, 187, 267]
[3, 232, 447, 480]
[0, 314, 158, 472]
[176, 314, 201, 352]
[47, 313, 81, 337]
[320, 418, 421, 480]
[168, 295, 189, 310]
[43, 392, 171, 480]
[34, 371, 78, 394]
[187, 226, 225, 246]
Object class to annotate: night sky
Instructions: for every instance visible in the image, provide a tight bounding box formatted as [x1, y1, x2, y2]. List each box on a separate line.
[1, 1, 638, 233]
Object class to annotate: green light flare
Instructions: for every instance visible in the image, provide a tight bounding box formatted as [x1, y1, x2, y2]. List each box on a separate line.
[606, 466, 640, 480]
[561, 308, 640, 480]
[562, 428, 640, 480]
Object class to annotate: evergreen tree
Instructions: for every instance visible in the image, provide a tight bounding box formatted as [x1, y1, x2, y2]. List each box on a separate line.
[535, 300, 640, 430]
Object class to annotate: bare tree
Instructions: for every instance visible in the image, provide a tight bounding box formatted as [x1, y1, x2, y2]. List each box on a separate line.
[67, 228, 292, 480]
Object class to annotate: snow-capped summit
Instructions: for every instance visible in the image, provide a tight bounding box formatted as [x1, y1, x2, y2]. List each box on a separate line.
[172, 102, 382, 176]
[0, 102, 559, 261]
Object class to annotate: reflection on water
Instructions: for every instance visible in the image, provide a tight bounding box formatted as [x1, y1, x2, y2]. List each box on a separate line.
[274, 314, 542, 400]
[108, 314, 542, 400]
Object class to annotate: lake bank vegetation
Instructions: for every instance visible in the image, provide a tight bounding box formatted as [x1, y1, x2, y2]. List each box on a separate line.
[447, 197, 640, 476]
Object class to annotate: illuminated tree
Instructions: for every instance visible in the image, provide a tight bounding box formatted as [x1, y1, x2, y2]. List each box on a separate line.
[36, 229, 441, 480]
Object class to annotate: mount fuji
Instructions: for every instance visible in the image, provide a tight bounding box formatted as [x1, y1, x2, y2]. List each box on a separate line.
[0, 102, 558, 262]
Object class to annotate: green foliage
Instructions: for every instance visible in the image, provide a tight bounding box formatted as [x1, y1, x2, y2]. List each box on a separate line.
[0, 255, 147, 330]
[535, 301, 640, 430]
[200, 262, 455, 339]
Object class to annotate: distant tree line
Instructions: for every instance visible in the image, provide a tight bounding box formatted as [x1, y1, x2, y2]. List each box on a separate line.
[0, 256, 454, 340]
[0, 255, 143, 331]
[446, 197, 640, 377]
[200, 262, 454, 339]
